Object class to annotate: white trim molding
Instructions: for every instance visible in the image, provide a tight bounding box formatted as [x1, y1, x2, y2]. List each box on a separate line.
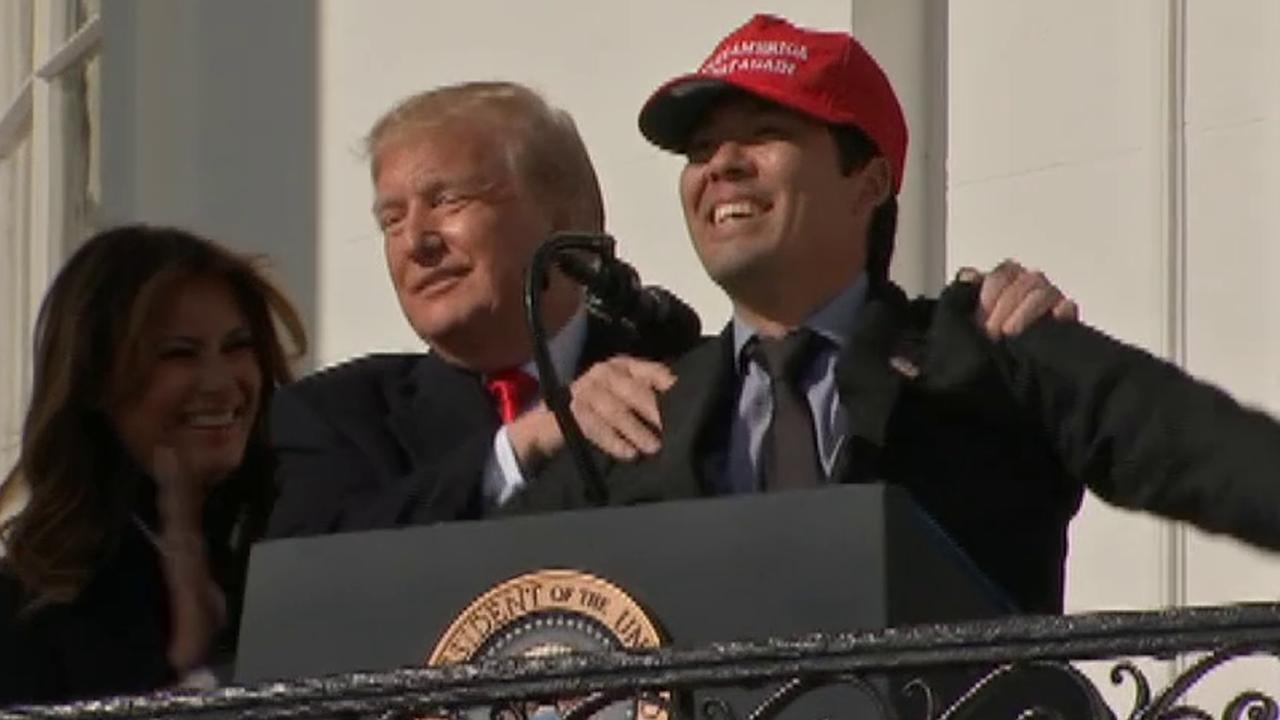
[0, 77, 32, 160]
[35, 14, 102, 81]
[1159, 0, 1190, 675]
[0, 0, 102, 496]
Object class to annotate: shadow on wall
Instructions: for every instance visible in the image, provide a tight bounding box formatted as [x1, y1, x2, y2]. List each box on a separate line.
[102, 0, 319, 370]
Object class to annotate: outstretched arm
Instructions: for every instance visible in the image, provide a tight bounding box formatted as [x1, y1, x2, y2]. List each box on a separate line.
[930, 276, 1280, 551]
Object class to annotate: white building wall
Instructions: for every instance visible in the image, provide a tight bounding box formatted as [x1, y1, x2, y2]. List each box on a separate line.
[314, 0, 864, 366]
[949, 0, 1175, 615]
[948, 0, 1280, 706]
[91, 0, 1280, 708]
[1182, 0, 1280, 606]
[101, 0, 319, 362]
[1179, 0, 1280, 703]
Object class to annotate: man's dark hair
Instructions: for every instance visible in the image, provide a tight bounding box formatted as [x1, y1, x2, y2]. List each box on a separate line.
[829, 125, 898, 288]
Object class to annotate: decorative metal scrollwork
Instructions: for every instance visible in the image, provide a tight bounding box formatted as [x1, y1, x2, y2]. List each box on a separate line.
[1115, 644, 1280, 720]
[746, 674, 895, 720]
[699, 695, 740, 720]
[1112, 661, 1154, 719]
[489, 700, 534, 720]
[743, 677, 808, 720]
[5, 605, 1280, 720]
[1222, 691, 1278, 720]
[557, 688, 672, 720]
[903, 676, 939, 720]
[691, 674, 901, 720]
[925, 661, 1110, 720]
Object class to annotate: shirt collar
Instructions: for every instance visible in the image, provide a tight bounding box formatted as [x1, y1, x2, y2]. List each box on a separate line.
[732, 273, 869, 373]
[519, 303, 588, 383]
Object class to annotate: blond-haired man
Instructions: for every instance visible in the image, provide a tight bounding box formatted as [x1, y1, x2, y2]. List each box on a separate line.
[268, 82, 675, 535]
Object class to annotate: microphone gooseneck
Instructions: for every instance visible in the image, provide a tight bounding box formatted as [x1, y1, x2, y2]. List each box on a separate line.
[523, 233, 701, 506]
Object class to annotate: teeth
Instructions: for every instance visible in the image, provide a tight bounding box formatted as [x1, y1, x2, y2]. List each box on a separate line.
[186, 410, 236, 428]
[713, 201, 760, 225]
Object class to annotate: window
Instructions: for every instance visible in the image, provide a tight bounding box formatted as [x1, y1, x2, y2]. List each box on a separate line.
[0, 0, 101, 522]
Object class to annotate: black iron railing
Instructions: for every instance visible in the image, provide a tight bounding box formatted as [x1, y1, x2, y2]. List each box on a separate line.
[3, 603, 1279, 720]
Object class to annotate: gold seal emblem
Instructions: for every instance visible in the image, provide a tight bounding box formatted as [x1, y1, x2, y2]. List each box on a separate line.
[428, 570, 667, 720]
[429, 569, 661, 664]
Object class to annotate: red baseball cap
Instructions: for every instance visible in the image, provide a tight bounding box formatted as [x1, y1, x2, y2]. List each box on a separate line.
[639, 14, 908, 193]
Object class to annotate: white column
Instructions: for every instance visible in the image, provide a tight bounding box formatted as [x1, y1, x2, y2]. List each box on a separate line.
[852, 0, 948, 296]
[947, 0, 1183, 706]
[1180, 0, 1280, 706]
[100, 0, 319, 366]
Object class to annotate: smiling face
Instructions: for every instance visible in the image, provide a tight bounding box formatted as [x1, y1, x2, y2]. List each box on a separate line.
[679, 95, 889, 331]
[108, 277, 262, 489]
[373, 124, 564, 370]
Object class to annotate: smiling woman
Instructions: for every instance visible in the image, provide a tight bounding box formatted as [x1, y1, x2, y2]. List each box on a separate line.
[0, 225, 306, 704]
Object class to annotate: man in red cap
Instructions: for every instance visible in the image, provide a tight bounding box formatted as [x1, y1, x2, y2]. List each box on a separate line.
[513, 14, 1083, 614]
[512, 15, 1280, 614]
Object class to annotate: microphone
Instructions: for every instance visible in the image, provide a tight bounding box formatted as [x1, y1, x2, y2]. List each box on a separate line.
[524, 232, 699, 503]
[554, 249, 702, 361]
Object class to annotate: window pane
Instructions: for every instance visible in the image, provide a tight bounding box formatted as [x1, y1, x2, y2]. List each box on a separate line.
[0, 133, 32, 492]
[0, 0, 35, 531]
[53, 50, 97, 250]
[67, 0, 100, 41]
[0, 136, 32, 306]
[82, 51, 99, 236]
[1, 0, 33, 104]
[73, 0, 100, 31]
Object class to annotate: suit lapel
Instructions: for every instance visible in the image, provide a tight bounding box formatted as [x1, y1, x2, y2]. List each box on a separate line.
[645, 328, 736, 498]
[831, 284, 917, 483]
[385, 353, 497, 476]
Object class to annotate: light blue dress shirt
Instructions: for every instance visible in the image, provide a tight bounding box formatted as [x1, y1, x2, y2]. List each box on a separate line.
[725, 274, 869, 493]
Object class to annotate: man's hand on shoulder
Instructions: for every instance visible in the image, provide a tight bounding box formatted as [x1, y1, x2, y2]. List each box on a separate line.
[956, 260, 1079, 339]
[568, 356, 676, 461]
[506, 356, 676, 473]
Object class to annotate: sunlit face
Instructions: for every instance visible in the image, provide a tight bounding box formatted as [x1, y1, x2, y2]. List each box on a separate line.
[109, 277, 262, 490]
[679, 97, 874, 308]
[372, 126, 556, 363]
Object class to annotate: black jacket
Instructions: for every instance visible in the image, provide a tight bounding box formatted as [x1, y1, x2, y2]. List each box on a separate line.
[514, 280, 1280, 613]
[266, 314, 663, 537]
[1, 457, 259, 705]
[0, 523, 240, 705]
[1, 530, 169, 705]
[512, 282, 1083, 614]
[997, 309, 1280, 550]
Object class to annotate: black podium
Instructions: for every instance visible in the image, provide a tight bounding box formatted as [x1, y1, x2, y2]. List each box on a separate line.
[237, 485, 1014, 716]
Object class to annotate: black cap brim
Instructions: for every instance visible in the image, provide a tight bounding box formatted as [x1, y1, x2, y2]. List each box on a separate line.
[638, 76, 739, 154]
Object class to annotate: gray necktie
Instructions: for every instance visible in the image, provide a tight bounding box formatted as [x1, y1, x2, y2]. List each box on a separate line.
[749, 329, 823, 491]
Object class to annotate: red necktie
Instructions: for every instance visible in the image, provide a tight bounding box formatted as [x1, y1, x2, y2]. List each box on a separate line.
[486, 367, 539, 424]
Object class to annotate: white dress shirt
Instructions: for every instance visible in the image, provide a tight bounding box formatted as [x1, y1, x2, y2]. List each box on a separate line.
[482, 306, 588, 507]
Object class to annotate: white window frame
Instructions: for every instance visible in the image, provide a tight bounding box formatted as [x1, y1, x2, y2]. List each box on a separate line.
[0, 0, 101, 520]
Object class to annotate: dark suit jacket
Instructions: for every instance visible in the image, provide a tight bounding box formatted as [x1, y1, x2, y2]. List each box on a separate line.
[998, 312, 1280, 551]
[266, 315, 656, 537]
[513, 282, 1085, 614]
[516, 280, 1280, 613]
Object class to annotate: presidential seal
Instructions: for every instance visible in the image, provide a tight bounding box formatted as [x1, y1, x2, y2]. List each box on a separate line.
[428, 570, 667, 720]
